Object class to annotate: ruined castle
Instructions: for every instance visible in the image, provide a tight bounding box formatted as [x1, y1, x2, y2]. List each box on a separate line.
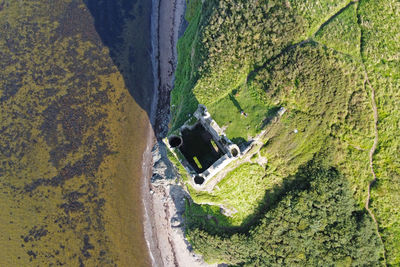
[167, 104, 240, 188]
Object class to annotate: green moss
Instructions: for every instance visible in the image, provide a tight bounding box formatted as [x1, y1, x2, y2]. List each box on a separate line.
[166, 148, 191, 183]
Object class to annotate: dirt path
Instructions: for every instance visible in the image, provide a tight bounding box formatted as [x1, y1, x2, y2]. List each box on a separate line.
[364, 74, 378, 215]
[356, 1, 387, 264]
[363, 70, 387, 265]
[248, 0, 359, 83]
[246, 3, 388, 262]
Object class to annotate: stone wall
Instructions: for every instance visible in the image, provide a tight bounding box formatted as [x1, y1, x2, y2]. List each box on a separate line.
[166, 104, 240, 188]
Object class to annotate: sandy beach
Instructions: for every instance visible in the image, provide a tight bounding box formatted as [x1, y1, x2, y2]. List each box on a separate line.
[142, 0, 217, 266]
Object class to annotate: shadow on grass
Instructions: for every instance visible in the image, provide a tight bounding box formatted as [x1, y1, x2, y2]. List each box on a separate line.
[228, 93, 243, 113]
[261, 106, 281, 128]
[231, 137, 247, 145]
[169, 88, 199, 134]
[184, 160, 318, 235]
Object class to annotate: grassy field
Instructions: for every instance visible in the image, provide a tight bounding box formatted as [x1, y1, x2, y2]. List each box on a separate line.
[314, 2, 360, 58]
[171, 0, 399, 265]
[207, 85, 277, 142]
[187, 163, 267, 226]
[289, 0, 352, 38]
[357, 0, 400, 264]
[169, 0, 204, 132]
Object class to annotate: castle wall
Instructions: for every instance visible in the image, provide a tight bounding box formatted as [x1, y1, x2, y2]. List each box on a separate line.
[167, 104, 240, 188]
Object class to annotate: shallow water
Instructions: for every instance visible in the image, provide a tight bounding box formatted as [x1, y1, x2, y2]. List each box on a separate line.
[0, 0, 154, 265]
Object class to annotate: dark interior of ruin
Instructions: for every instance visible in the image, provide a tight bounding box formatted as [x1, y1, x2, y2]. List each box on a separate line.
[179, 123, 224, 173]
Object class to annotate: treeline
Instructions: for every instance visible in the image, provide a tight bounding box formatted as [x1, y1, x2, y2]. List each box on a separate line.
[200, 0, 303, 69]
[187, 161, 383, 266]
[172, 0, 306, 129]
[175, 0, 389, 265]
[191, 0, 305, 104]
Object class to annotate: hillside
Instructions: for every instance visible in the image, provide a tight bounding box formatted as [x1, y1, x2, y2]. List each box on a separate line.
[171, 0, 400, 265]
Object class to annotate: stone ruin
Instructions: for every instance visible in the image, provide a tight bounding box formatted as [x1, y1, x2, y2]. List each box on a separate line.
[166, 104, 240, 188]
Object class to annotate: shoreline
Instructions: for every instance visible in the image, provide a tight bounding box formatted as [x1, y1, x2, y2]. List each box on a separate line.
[142, 0, 216, 266]
[140, 0, 160, 265]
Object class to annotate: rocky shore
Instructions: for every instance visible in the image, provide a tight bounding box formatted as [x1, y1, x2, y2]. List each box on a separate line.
[142, 0, 217, 266]
[148, 142, 214, 267]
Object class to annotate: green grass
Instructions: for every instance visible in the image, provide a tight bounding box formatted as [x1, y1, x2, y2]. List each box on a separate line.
[357, 0, 400, 264]
[252, 44, 375, 207]
[314, 3, 361, 58]
[172, 0, 399, 264]
[183, 41, 378, 249]
[192, 62, 251, 105]
[259, 111, 327, 178]
[185, 0, 203, 22]
[187, 162, 383, 266]
[184, 201, 232, 234]
[166, 149, 191, 183]
[207, 84, 277, 142]
[169, 0, 203, 131]
[171, 0, 306, 132]
[289, 0, 352, 38]
[188, 163, 267, 227]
